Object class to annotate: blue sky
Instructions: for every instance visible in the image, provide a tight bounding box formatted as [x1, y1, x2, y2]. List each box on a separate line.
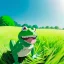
[0, 0, 64, 28]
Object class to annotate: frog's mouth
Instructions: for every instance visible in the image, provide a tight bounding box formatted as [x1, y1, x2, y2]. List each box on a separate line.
[21, 36, 37, 44]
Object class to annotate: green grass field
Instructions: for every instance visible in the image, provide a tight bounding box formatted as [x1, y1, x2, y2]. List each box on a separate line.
[0, 26, 64, 64]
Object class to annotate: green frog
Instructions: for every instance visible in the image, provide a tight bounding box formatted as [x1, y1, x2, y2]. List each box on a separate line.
[10, 26, 37, 64]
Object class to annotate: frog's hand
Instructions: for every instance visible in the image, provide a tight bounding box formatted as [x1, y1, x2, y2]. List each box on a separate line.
[10, 40, 15, 51]
[32, 54, 40, 59]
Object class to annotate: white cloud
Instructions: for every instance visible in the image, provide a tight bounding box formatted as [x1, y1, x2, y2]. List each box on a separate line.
[48, 0, 64, 25]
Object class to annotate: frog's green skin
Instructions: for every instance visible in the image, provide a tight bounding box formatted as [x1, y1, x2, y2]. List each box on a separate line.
[10, 27, 37, 64]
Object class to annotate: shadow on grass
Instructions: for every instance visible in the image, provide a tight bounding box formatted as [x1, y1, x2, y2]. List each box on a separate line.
[0, 51, 27, 64]
[0, 51, 49, 64]
[0, 51, 14, 64]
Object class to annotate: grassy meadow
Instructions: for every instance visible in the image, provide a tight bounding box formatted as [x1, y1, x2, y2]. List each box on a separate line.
[0, 26, 64, 64]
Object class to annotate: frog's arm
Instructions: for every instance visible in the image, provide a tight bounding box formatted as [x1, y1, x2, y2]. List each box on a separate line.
[12, 43, 23, 53]
[10, 40, 19, 51]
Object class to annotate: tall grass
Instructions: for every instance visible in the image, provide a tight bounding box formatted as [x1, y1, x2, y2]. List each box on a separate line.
[0, 26, 64, 64]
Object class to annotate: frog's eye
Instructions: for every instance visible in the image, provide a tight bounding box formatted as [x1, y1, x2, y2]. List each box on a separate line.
[22, 26, 28, 31]
[33, 28, 36, 32]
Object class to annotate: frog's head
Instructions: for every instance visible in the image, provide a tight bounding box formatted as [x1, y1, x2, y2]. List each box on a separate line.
[18, 26, 37, 45]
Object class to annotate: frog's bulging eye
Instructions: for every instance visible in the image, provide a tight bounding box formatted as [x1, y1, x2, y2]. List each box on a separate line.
[22, 26, 28, 31]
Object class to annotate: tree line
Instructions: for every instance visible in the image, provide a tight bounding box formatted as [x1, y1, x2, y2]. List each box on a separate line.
[0, 15, 64, 29]
[21, 24, 61, 29]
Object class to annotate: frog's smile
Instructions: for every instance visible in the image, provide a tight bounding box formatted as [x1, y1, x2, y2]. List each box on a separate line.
[21, 36, 37, 44]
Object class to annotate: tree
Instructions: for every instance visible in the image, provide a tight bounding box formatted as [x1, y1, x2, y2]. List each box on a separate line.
[45, 26, 49, 29]
[62, 28, 64, 30]
[14, 21, 18, 26]
[28, 25, 32, 28]
[39, 26, 44, 29]
[21, 24, 28, 27]
[54, 26, 59, 29]
[50, 26, 54, 29]
[32, 25, 38, 28]
[14, 21, 21, 27]
[0, 15, 15, 26]
[39, 27, 42, 29]
[42, 26, 44, 29]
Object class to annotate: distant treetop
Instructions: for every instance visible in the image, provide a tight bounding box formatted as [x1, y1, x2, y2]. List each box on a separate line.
[0, 15, 15, 26]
